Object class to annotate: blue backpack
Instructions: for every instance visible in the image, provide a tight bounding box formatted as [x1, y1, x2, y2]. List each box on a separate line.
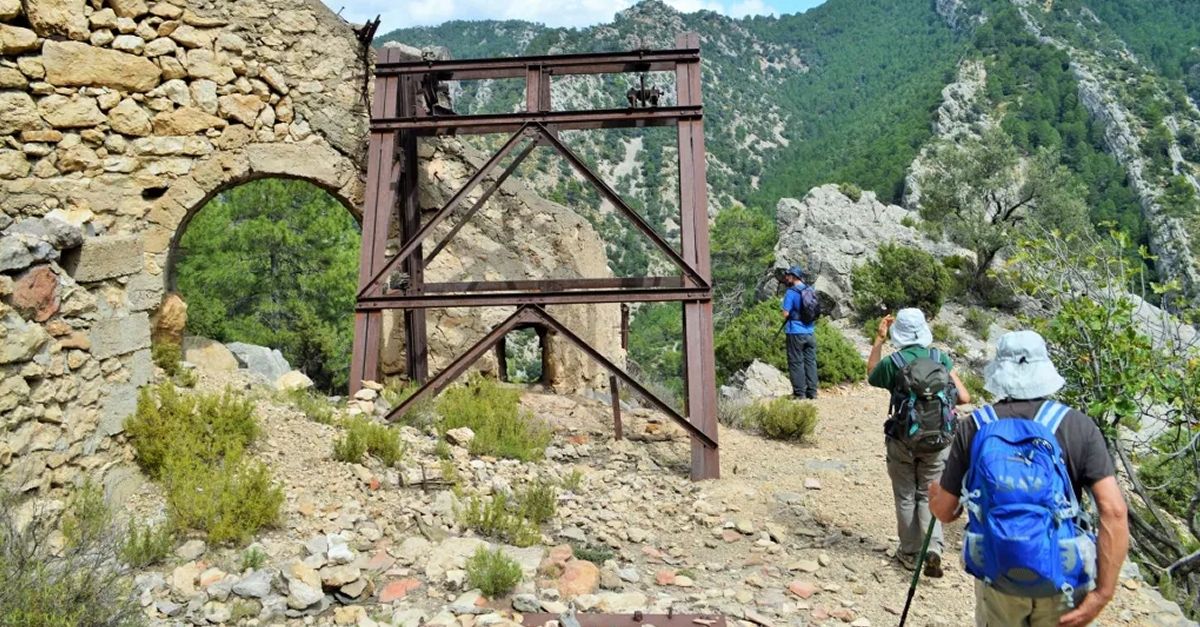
[961, 401, 1097, 606]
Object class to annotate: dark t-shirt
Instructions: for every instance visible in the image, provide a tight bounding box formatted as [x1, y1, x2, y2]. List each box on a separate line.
[939, 399, 1115, 502]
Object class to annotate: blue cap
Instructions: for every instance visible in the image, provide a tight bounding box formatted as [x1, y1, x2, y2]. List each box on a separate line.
[785, 266, 805, 279]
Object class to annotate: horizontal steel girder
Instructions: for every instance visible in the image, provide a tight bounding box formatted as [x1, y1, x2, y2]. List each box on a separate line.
[356, 287, 711, 310]
[375, 48, 700, 80]
[370, 107, 701, 135]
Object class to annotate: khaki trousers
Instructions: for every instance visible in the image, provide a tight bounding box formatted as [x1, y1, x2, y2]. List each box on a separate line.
[974, 581, 1085, 626]
[885, 438, 947, 557]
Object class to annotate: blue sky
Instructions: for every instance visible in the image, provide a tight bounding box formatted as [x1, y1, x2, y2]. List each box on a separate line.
[322, 0, 827, 32]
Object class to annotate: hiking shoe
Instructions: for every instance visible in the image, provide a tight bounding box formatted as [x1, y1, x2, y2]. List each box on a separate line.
[923, 552, 944, 578]
[896, 552, 917, 571]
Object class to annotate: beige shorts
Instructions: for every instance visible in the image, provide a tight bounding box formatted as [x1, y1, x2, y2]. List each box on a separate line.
[974, 581, 1088, 627]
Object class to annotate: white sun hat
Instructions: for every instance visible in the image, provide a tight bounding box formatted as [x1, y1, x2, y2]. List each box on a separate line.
[890, 308, 933, 348]
[983, 330, 1067, 400]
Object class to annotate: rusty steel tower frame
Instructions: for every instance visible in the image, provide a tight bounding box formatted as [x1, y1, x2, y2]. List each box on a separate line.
[351, 33, 719, 480]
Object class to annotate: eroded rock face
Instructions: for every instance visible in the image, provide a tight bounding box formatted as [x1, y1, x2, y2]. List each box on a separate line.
[770, 185, 967, 319]
[0, 0, 621, 496]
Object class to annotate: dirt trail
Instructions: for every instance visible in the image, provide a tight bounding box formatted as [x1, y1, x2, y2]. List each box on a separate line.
[710, 383, 1174, 626]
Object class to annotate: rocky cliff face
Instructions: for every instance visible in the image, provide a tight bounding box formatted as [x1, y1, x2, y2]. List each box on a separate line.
[770, 185, 967, 319]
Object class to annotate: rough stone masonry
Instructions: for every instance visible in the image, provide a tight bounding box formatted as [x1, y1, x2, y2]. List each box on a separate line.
[0, 0, 620, 499]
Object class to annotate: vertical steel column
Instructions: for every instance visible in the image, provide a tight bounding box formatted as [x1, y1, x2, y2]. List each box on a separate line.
[399, 75, 429, 382]
[351, 47, 402, 394]
[675, 32, 719, 480]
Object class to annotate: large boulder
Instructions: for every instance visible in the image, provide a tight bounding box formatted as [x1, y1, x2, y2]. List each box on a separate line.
[720, 359, 792, 402]
[225, 342, 291, 382]
[770, 185, 967, 319]
[182, 336, 238, 372]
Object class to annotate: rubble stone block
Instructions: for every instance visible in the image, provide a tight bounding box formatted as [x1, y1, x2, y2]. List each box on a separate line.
[125, 272, 164, 312]
[66, 234, 144, 282]
[89, 312, 151, 359]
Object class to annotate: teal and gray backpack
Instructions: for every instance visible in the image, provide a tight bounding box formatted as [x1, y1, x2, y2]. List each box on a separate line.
[888, 348, 957, 452]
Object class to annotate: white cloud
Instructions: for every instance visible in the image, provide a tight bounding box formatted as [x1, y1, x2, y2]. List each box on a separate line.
[324, 0, 778, 32]
[728, 0, 777, 18]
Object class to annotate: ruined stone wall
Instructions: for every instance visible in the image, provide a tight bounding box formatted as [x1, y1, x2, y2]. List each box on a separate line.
[1, 0, 620, 497]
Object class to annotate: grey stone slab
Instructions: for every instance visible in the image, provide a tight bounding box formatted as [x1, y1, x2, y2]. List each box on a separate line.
[66, 234, 145, 282]
[125, 271, 164, 311]
[89, 312, 151, 359]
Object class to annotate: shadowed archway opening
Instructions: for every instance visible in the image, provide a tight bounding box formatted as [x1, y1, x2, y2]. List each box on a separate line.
[170, 177, 361, 392]
[496, 325, 548, 385]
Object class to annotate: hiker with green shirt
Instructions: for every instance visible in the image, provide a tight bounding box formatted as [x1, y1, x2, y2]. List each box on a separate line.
[867, 308, 970, 578]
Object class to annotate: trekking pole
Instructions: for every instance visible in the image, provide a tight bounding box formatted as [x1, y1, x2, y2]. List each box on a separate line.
[898, 517, 937, 627]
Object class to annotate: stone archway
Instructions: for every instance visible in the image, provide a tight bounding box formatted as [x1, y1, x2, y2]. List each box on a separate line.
[0, 0, 621, 498]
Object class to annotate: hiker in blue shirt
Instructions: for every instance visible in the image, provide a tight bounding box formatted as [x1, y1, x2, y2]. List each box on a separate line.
[780, 266, 818, 399]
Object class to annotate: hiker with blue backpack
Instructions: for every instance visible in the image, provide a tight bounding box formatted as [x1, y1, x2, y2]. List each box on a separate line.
[867, 308, 971, 579]
[780, 266, 821, 399]
[930, 330, 1130, 627]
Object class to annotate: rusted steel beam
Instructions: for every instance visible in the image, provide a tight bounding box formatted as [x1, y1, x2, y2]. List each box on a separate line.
[356, 286, 711, 310]
[350, 46, 404, 393]
[385, 307, 538, 422]
[398, 75, 429, 383]
[676, 31, 720, 481]
[533, 124, 708, 288]
[358, 126, 534, 299]
[370, 107, 701, 134]
[421, 277, 689, 293]
[375, 48, 700, 79]
[610, 375, 623, 440]
[520, 613, 726, 627]
[423, 140, 538, 266]
[386, 306, 717, 450]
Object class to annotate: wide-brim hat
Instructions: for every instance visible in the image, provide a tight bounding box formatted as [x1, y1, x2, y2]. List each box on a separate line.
[984, 330, 1066, 400]
[890, 308, 932, 348]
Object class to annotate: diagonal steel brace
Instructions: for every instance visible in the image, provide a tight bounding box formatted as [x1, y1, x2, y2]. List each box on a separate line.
[385, 305, 717, 450]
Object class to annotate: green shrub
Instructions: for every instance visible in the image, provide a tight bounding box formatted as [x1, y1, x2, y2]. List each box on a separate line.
[332, 427, 366, 463]
[465, 547, 523, 598]
[838, 182, 863, 202]
[717, 397, 750, 428]
[458, 493, 540, 547]
[241, 546, 267, 571]
[747, 398, 818, 442]
[964, 309, 995, 339]
[120, 522, 174, 568]
[1136, 433, 1198, 521]
[283, 389, 335, 424]
[163, 456, 283, 546]
[570, 542, 615, 565]
[126, 384, 258, 480]
[560, 469, 584, 493]
[715, 301, 863, 388]
[381, 379, 436, 428]
[437, 375, 551, 461]
[851, 243, 951, 319]
[60, 480, 111, 550]
[332, 417, 403, 466]
[959, 370, 990, 404]
[814, 320, 866, 387]
[516, 479, 557, 524]
[125, 384, 281, 545]
[0, 488, 143, 627]
[434, 438, 452, 460]
[931, 322, 955, 344]
[860, 315, 883, 341]
[152, 342, 183, 377]
[176, 368, 198, 388]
